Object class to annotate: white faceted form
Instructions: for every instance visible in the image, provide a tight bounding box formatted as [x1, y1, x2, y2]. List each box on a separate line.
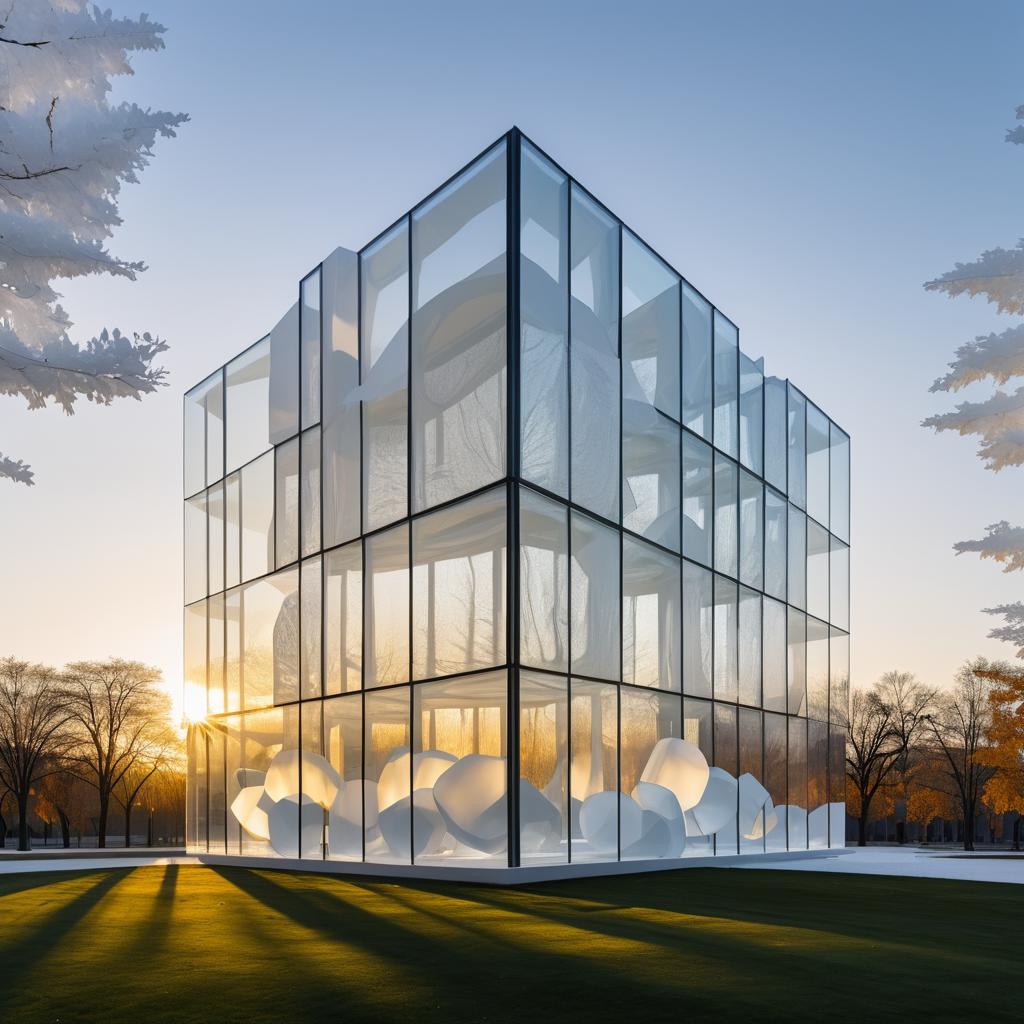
[264, 749, 340, 808]
[328, 780, 379, 858]
[433, 754, 507, 855]
[230, 785, 271, 841]
[414, 749, 458, 790]
[738, 773, 774, 840]
[632, 781, 686, 857]
[267, 794, 324, 858]
[378, 787, 448, 859]
[579, 791, 641, 855]
[519, 780, 562, 853]
[640, 738, 710, 812]
[235, 768, 266, 789]
[686, 767, 738, 836]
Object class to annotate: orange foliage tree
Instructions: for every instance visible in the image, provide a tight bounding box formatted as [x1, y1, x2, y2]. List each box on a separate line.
[977, 663, 1024, 848]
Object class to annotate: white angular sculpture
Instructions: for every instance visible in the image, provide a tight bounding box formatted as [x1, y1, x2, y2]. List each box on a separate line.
[519, 779, 562, 853]
[578, 791, 639, 854]
[235, 768, 266, 789]
[632, 781, 686, 857]
[808, 803, 830, 846]
[433, 754, 507, 855]
[376, 748, 457, 812]
[263, 748, 341, 808]
[782, 804, 808, 844]
[267, 794, 324, 858]
[640, 738, 710, 812]
[328, 779, 379, 858]
[378, 787, 449, 859]
[738, 773, 775, 840]
[230, 785, 271, 841]
[686, 767, 738, 837]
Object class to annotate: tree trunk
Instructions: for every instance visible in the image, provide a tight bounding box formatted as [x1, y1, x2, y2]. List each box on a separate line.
[124, 804, 132, 849]
[16, 792, 30, 852]
[857, 808, 868, 847]
[97, 791, 109, 849]
[59, 809, 70, 849]
[963, 807, 975, 852]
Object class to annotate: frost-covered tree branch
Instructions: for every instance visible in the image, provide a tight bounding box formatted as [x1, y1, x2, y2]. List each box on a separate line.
[0, 0, 187, 484]
[923, 104, 1024, 657]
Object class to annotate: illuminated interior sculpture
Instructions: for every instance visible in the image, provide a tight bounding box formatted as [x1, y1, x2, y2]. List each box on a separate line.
[186, 128, 850, 874]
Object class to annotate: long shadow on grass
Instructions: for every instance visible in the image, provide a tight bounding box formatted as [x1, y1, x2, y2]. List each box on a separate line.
[0, 869, 135, 1015]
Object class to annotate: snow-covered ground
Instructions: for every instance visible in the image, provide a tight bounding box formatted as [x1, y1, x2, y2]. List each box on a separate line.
[731, 845, 1024, 885]
[0, 855, 194, 875]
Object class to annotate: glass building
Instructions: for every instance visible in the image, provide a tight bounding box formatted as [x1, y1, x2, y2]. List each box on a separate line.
[184, 129, 850, 876]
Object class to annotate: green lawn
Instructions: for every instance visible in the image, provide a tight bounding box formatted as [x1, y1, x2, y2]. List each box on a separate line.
[0, 864, 1019, 1023]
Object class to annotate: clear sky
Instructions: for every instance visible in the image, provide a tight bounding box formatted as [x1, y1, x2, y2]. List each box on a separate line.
[2, 0, 1022, 709]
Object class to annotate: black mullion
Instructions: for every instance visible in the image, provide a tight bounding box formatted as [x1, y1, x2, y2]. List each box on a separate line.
[296, 276, 303, 857]
[407, 213, 414, 868]
[566, 176, 574, 867]
[616, 219, 623, 865]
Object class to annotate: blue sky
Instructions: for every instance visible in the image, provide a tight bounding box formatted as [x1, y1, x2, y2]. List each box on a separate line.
[2, 0, 1022, 697]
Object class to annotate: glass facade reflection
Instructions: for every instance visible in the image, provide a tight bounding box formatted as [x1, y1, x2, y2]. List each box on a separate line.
[184, 130, 850, 872]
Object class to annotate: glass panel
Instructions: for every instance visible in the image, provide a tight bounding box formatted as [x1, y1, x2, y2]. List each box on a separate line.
[788, 717, 808, 851]
[240, 451, 274, 583]
[361, 221, 409, 532]
[829, 723, 846, 847]
[739, 470, 763, 590]
[682, 284, 712, 439]
[763, 376, 787, 494]
[620, 688, 682, 860]
[223, 716, 241, 854]
[787, 607, 806, 717]
[787, 505, 806, 610]
[623, 405, 680, 551]
[713, 575, 738, 702]
[739, 586, 761, 708]
[269, 303, 299, 445]
[570, 679, 618, 862]
[184, 601, 207, 722]
[520, 670, 568, 864]
[764, 488, 787, 601]
[414, 671, 507, 865]
[807, 520, 830, 621]
[411, 143, 506, 512]
[682, 697, 713, 856]
[185, 493, 207, 604]
[300, 556, 322, 699]
[713, 703, 738, 855]
[713, 311, 738, 458]
[275, 437, 299, 569]
[364, 686, 410, 864]
[682, 560, 713, 698]
[225, 338, 271, 474]
[225, 472, 241, 590]
[365, 524, 410, 688]
[830, 423, 850, 543]
[185, 372, 223, 497]
[570, 512, 620, 681]
[739, 353, 763, 474]
[322, 247, 360, 548]
[830, 538, 850, 630]
[225, 587, 241, 713]
[300, 268, 321, 429]
[241, 568, 299, 708]
[301, 427, 320, 558]
[324, 542, 362, 696]
[412, 488, 506, 680]
[807, 403, 829, 527]
[519, 488, 569, 673]
[622, 535, 681, 691]
[713, 454, 737, 578]
[324, 694, 362, 861]
[622, 231, 680, 421]
[682, 433, 712, 567]
[830, 629, 850, 725]
[762, 597, 787, 713]
[764, 712, 787, 852]
[208, 729, 226, 851]
[520, 142, 569, 497]
[237, 706, 299, 857]
[739, 707, 765, 854]
[300, 702, 325, 859]
[807, 616, 830, 722]
[208, 594, 225, 716]
[787, 385, 806, 510]
[208, 482, 225, 596]
[570, 185, 620, 521]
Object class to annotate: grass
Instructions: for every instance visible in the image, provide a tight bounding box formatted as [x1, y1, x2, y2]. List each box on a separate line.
[0, 865, 1020, 1023]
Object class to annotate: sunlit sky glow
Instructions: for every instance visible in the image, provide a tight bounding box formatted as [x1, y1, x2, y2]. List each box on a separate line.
[2, 0, 1022, 714]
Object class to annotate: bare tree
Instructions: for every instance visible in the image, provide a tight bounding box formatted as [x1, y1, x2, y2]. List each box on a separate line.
[0, 658, 71, 850]
[113, 727, 178, 847]
[844, 687, 902, 846]
[925, 660, 995, 851]
[62, 659, 173, 848]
